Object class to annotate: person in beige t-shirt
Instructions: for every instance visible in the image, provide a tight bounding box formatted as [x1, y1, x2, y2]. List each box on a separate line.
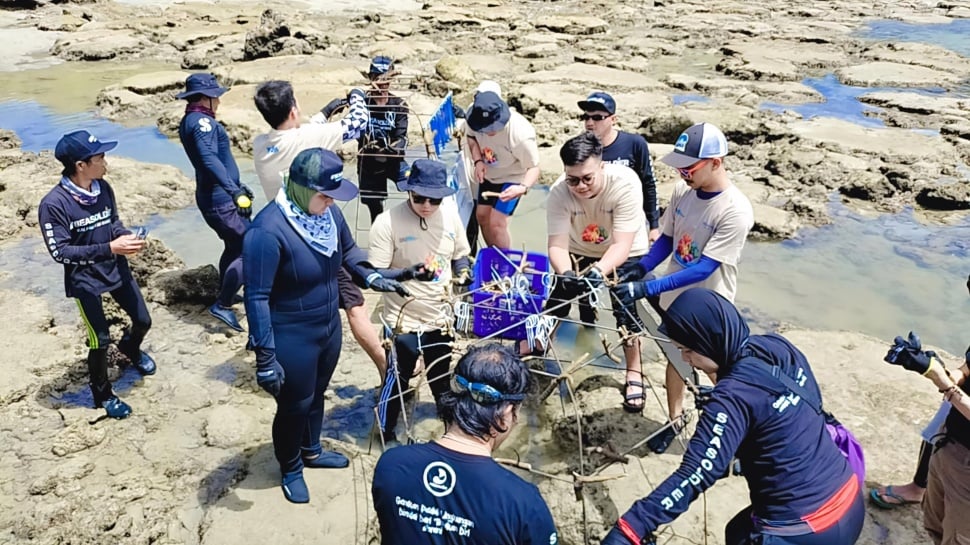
[369, 160, 472, 444]
[612, 122, 754, 453]
[251, 80, 389, 379]
[464, 90, 540, 250]
[540, 132, 651, 414]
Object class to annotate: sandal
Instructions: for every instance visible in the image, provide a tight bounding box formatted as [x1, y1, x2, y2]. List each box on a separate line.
[621, 380, 646, 413]
[869, 486, 921, 509]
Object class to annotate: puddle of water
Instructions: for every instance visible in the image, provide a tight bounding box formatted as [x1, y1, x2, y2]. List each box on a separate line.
[860, 19, 970, 57]
[761, 74, 887, 127]
[672, 93, 710, 106]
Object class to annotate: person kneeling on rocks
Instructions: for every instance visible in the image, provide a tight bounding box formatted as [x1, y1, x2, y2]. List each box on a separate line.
[243, 148, 410, 504]
[38, 130, 157, 419]
[372, 343, 558, 545]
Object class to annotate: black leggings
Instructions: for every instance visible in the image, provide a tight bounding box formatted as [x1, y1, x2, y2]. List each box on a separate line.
[724, 494, 865, 545]
[201, 203, 249, 307]
[377, 329, 454, 436]
[75, 274, 152, 402]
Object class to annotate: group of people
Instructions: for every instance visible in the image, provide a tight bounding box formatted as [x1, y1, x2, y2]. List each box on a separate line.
[35, 58, 970, 545]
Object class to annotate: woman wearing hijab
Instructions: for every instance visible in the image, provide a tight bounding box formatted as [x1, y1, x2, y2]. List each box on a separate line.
[603, 288, 864, 545]
[243, 147, 409, 504]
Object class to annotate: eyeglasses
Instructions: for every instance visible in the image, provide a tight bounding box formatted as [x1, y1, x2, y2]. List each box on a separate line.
[450, 374, 525, 404]
[677, 159, 711, 180]
[564, 172, 596, 187]
[411, 193, 443, 205]
[579, 113, 611, 122]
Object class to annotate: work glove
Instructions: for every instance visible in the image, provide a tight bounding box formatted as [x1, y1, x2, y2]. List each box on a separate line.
[581, 266, 604, 290]
[232, 188, 253, 218]
[693, 384, 715, 411]
[618, 262, 648, 283]
[254, 347, 285, 397]
[241, 184, 254, 199]
[884, 331, 936, 374]
[320, 97, 348, 119]
[611, 281, 650, 309]
[453, 267, 473, 287]
[401, 263, 435, 282]
[370, 276, 411, 297]
[348, 88, 367, 103]
[559, 270, 582, 294]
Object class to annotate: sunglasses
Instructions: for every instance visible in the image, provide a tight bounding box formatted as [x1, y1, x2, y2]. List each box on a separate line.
[564, 172, 596, 187]
[411, 193, 443, 205]
[677, 159, 711, 180]
[451, 374, 525, 405]
[579, 113, 611, 122]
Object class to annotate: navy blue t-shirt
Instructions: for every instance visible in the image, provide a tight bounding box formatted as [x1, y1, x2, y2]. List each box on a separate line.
[38, 180, 133, 298]
[372, 442, 558, 545]
[602, 131, 658, 229]
[178, 110, 243, 210]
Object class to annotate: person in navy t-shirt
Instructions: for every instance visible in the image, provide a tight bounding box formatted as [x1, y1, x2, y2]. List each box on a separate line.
[602, 289, 864, 545]
[38, 130, 157, 420]
[177, 73, 253, 332]
[372, 344, 558, 545]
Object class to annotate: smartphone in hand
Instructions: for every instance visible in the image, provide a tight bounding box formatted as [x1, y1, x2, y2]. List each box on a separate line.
[135, 227, 149, 240]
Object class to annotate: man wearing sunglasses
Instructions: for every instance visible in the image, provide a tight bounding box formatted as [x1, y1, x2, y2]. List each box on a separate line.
[368, 160, 473, 445]
[372, 343, 557, 545]
[611, 122, 754, 453]
[543, 132, 652, 413]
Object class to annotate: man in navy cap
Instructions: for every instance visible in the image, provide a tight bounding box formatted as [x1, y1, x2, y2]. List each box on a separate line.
[611, 122, 753, 453]
[368, 159, 472, 445]
[465, 89, 540, 250]
[38, 130, 157, 419]
[177, 72, 253, 332]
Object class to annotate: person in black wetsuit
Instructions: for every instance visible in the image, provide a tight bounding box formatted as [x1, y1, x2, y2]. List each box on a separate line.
[38, 130, 157, 419]
[243, 147, 409, 504]
[603, 288, 864, 545]
[177, 72, 254, 332]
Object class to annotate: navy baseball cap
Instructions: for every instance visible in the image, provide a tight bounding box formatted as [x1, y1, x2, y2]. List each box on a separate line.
[176, 73, 229, 99]
[660, 122, 729, 169]
[54, 130, 118, 166]
[467, 91, 511, 133]
[368, 56, 395, 79]
[578, 91, 616, 115]
[397, 159, 456, 199]
[288, 148, 359, 201]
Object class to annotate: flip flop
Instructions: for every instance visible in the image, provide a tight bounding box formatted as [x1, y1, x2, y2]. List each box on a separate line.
[621, 380, 646, 413]
[869, 486, 920, 509]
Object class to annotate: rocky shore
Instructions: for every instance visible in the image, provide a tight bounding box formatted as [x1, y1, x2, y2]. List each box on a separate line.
[0, 0, 967, 543]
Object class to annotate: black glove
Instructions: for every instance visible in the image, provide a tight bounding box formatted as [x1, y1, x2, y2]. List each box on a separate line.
[693, 384, 715, 411]
[241, 184, 254, 200]
[453, 267, 473, 287]
[321, 97, 348, 119]
[618, 262, 648, 283]
[611, 281, 649, 309]
[559, 270, 582, 294]
[884, 331, 936, 374]
[232, 188, 253, 218]
[254, 347, 285, 397]
[401, 263, 435, 282]
[581, 266, 604, 290]
[965, 344, 969, 365]
[370, 276, 411, 297]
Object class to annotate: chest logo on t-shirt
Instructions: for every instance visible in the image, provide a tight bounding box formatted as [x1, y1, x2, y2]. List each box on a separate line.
[482, 147, 497, 165]
[422, 461, 456, 497]
[581, 223, 608, 244]
[674, 234, 701, 266]
[424, 253, 448, 282]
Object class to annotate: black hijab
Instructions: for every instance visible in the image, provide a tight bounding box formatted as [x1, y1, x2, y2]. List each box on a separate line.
[658, 288, 808, 382]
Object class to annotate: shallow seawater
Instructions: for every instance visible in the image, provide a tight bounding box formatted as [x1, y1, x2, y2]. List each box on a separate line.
[859, 19, 970, 57]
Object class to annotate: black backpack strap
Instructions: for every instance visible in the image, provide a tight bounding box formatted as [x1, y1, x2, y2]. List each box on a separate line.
[733, 357, 823, 415]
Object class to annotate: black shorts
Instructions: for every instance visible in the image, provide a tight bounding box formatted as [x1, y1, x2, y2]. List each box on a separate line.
[476, 180, 521, 216]
[337, 266, 365, 310]
[358, 157, 407, 202]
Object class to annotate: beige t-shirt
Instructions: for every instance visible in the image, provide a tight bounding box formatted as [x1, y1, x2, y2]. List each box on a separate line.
[547, 163, 650, 259]
[466, 110, 540, 184]
[253, 122, 344, 201]
[658, 181, 754, 309]
[369, 201, 471, 333]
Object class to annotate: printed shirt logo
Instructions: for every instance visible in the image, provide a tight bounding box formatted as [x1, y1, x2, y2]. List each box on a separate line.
[581, 223, 608, 244]
[198, 118, 212, 132]
[422, 461, 456, 497]
[424, 253, 448, 282]
[482, 147, 497, 165]
[674, 233, 701, 266]
[674, 133, 689, 152]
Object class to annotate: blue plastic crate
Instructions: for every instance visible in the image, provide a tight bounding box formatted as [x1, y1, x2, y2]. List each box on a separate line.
[471, 248, 551, 340]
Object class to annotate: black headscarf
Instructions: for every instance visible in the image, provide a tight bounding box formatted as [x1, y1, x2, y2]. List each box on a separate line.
[659, 288, 807, 381]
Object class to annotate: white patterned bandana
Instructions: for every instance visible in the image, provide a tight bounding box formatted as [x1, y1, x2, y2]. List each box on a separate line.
[60, 176, 101, 205]
[275, 188, 337, 257]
